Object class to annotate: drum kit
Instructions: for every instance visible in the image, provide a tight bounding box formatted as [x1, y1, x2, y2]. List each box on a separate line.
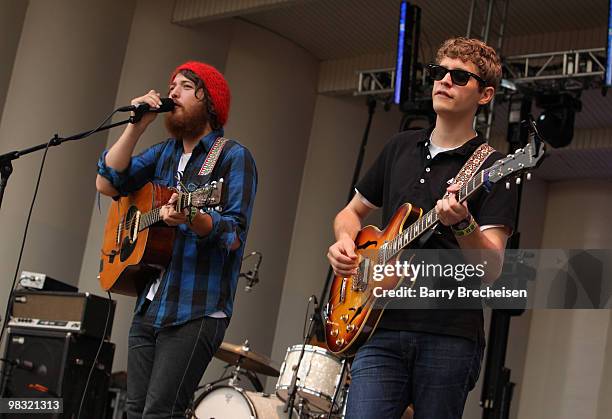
[190, 339, 350, 419]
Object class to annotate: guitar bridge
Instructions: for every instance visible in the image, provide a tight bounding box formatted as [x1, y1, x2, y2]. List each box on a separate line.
[352, 258, 371, 292]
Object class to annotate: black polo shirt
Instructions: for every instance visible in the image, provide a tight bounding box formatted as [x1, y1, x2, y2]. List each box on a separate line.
[355, 128, 518, 343]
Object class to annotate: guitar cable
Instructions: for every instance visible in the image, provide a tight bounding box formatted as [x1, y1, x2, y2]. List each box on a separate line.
[0, 108, 119, 393]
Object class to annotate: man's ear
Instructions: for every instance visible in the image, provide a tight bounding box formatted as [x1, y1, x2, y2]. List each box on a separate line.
[478, 86, 495, 106]
[196, 88, 206, 100]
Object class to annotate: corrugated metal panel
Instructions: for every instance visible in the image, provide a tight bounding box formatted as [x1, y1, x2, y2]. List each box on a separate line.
[319, 51, 395, 94]
[172, 0, 302, 24]
[534, 147, 612, 181]
[231, 0, 607, 60]
[503, 26, 606, 55]
[487, 132, 612, 181]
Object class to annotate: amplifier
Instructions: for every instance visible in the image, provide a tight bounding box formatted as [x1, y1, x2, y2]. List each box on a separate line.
[1, 328, 115, 419]
[19, 271, 78, 293]
[9, 291, 115, 339]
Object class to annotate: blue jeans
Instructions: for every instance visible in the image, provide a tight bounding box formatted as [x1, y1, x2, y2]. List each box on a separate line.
[345, 329, 483, 419]
[126, 308, 228, 419]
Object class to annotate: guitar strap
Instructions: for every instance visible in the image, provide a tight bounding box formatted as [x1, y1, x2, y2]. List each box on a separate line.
[197, 136, 229, 181]
[448, 142, 496, 191]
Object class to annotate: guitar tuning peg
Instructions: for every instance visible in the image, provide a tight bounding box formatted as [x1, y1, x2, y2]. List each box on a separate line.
[526, 172, 532, 181]
[515, 177, 522, 185]
[505, 181, 510, 190]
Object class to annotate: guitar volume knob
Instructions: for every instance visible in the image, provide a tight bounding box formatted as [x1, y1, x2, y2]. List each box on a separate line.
[330, 329, 339, 337]
[335, 338, 345, 346]
[340, 314, 349, 323]
[346, 324, 355, 332]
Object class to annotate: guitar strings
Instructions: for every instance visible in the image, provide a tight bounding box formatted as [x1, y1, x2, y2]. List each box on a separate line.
[118, 185, 217, 234]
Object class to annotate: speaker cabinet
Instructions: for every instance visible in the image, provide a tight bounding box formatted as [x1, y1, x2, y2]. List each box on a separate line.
[1, 328, 115, 419]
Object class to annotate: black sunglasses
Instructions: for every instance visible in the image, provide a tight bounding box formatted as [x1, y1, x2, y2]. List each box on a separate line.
[426, 64, 486, 87]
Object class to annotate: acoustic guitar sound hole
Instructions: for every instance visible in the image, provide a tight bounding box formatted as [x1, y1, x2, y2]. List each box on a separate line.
[120, 206, 138, 262]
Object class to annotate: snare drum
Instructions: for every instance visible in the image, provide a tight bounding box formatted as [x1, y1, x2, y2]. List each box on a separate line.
[276, 344, 347, 413]
[192, 385, 297, 419]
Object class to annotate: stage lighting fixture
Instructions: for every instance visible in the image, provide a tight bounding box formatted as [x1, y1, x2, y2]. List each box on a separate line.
[394, 1, 421, 106]
[535, 93, 581, 148]
[606, 0, 612, 87]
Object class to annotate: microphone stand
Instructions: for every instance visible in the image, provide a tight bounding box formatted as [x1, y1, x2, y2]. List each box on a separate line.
[284, 296, 318, 418]
[0, 110, 138, 365]
[239, 251, 262, 292]
[0, 116, 133, 211]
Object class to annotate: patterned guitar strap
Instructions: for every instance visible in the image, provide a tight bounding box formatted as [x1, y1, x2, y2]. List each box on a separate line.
[177, 136, 228, 216]
[198, 136, 229, 180]
[446, 142, 496, 195]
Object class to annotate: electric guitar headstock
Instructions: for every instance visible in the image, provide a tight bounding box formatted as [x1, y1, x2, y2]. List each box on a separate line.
[487, 118, 547, 188]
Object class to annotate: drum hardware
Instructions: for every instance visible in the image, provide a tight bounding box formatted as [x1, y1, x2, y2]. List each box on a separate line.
[214, 339, 280, 377]
[325, 360, 347, 419]
[199, 363, 264, 393]
[282, 295, 319, 418]
[279, 296, 349, 419]
[276, 344, 348, 417]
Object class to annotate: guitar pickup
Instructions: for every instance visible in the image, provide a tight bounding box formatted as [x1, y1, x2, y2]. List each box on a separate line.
[352, 258, 371, 292]
[340, 278, 347, 303]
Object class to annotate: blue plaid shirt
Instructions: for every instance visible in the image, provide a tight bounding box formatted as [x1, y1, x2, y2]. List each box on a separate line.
[97, 129, 257, 328]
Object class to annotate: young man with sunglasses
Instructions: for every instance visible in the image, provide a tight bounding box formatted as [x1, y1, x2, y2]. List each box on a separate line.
[328, 38, 517, 418]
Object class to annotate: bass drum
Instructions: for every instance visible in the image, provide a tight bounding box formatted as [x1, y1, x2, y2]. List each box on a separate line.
[192, 385, 298, 419]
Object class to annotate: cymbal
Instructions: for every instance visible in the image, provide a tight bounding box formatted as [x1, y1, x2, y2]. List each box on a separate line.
[215, 340, 280, 377]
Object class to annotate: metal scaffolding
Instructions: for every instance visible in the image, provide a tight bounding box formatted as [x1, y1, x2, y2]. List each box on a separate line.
[466, 0, 511, 140]
[503, 48, 607, 89]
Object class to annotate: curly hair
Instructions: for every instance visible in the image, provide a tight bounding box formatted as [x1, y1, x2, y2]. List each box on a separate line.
[178, 69, 222, 131]
[435, 37, 502, 89]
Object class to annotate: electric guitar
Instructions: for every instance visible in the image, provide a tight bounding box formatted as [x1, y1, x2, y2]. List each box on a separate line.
[325, 128, 546, 356]
[98, 180, 223, 296]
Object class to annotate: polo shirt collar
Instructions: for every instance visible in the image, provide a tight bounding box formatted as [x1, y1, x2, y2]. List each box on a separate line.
[417, 128, 486, 156]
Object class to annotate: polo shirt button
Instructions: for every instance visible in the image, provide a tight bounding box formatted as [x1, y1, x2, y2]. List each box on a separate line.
[424, 141, 429, 146]
[420, 178, 425, 183]
[426, 155, 431, 159]
[425, 167, 431, 172]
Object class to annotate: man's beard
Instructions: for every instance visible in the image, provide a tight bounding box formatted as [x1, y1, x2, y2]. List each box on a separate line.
[164, 101, 209, 140]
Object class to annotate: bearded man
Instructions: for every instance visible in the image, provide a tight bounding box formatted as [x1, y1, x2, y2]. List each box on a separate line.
[96, 61, 257, 419]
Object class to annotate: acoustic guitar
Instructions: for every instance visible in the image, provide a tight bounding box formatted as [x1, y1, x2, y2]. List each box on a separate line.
[325, 130, 545, 356]
[98, 180, 223, 296]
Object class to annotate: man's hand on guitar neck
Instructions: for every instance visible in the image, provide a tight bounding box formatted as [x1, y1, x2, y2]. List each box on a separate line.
[160, 193, 241, 251]
[434, 183, 470, 227]
[160, 193, 188, 226]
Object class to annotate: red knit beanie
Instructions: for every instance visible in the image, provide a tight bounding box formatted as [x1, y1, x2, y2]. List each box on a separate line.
[171, 61, 231, 126]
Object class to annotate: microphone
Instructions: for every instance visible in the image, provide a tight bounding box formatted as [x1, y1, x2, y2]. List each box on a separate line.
[117, 98, 176, 123]
[240, 251, 263, 292]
